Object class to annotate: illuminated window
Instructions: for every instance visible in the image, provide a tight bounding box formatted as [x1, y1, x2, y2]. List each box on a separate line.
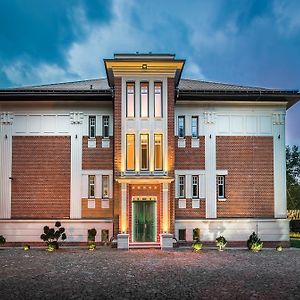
[89, 116, 96, 138]
[102, 175, 109, 198]
[126, 82, 135, 117]
[218, 176, 225, 198]
[178, 175, 185, 198]
[88, 175, 95, 198]
[192, 175, 199, 198]
[154, 82, 162, 117]
[126, 134, 135, 171]
[102, 116, 109, 138]
[178, 116, 185, 137]
[140, 82, 149, 117]
[154, 134, 163, 171]
[191, 116, 198, 138]
[140, 134, 149, 170]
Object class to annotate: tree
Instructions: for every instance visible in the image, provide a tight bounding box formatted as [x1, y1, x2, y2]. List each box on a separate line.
[286, 145, 300, 210]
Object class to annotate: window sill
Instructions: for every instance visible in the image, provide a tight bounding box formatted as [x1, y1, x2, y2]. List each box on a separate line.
[218, 198, 227, 202]
[140, 117, 149, 120]
[126, 117, 135, 120]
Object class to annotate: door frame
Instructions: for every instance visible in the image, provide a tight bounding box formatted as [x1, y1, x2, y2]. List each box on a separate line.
[132, 198, 157, 242]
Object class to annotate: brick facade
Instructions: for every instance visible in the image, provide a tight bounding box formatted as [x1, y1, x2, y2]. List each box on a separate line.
[216, 136, 274, 218]
[81, 198, 113, 218]
[11, 136, 71, 219]
[175, 199, 206, 219]
[82, 136, 113, 170]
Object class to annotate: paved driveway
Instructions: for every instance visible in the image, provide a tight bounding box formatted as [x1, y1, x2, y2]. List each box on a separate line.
[0, 247, 300, 299]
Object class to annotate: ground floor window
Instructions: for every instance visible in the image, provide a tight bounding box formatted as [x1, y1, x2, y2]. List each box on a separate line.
[178, 229, 186, 241]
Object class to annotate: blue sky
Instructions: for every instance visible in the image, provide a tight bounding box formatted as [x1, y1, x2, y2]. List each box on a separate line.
[0, 0, 299, 146]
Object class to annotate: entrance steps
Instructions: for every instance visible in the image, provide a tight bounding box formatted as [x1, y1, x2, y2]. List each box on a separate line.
[129, 242, 161, 249]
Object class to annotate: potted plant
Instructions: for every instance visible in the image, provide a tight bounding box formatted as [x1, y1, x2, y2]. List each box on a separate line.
[247, 232, 263, 252]
[88, 228, 97, 251]
[0, 235, 6, 247]
[40, 221, 67, 251]
[216, 236, 227, 251]
[276, 245, 283, 252]
[192, 238, 203, 252]
[23, 244, 30, 251]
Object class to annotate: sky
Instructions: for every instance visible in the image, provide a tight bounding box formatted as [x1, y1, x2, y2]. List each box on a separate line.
[0, 0, 299, 146]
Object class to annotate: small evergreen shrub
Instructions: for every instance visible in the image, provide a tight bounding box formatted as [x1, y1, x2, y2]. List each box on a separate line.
[247, 232, 263, 252]
[192, 238, 203, 252]
[216, 236, 227, 251]
[0, 235, 6, 246]
[40, 221, 67, 251]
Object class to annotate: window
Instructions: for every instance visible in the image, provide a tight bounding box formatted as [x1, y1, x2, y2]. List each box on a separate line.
[102, 116, 109, 138]
[192, 175, 199, 198]
[178, 229, 186, 241]
[89, 116, 96, 138]
[140, 82, 149, 117]
[102, 175, 109, 198]
[140, 134, 149, 170]
[178, 116, 185, 137]
[126, 82, 135, 117]
[154, 134, 163, 171]
[154, 82, 162, 117]
[88, 175, 95, 198]
[178, 175, 185, 198]
[218, 176, 225, 198]
[126, 134, 135, 171]
[191, 116, 198, 138]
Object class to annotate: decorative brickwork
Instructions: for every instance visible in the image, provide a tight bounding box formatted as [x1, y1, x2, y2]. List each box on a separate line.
[11, 136, 71, 219]
[175, 136, 205, 169]
[82, 136, 113, 170]
[81, 198, 113, 218]
[175, 199, 206, 219]
[216, 136, 274, 217]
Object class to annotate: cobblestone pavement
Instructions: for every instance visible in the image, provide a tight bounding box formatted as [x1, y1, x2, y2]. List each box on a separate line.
[0, 247, 300, 300]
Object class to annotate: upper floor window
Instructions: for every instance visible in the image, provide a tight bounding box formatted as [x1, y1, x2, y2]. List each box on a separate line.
[154, 82, 162, 118]
[89, 116, 96, 138]
[154, 134, 163, 171]
[218, 176, 225, 199]
[192, 175, 199, 198]
[140, 134, 149, 171]
[102, 116, 109, 138]
[102, 175, 109, 198]
[126, 82, 135, 117]
[88, 175, 95, 198]
[191, 116, 198, 138]
[140, 82, 149, 118]
[178, 175, 185, 198]
[178, 116, 185, 137]
[126, 134, 135, 171]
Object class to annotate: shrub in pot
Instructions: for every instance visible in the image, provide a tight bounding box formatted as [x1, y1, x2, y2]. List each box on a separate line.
[88, 228, 97, 251]
[216, 236, 227, 251]
[40, 221, 67, 251]
[247, 232, 263, 252]
[192, 238, 203, 252]
[0, 235, 6, 246]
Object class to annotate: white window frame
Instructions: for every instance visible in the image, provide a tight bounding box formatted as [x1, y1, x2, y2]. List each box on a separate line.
[178, 175, 185, 198]
[88, 175, 95, 198]
[126, 82, 135, 118]
[102, 116, 109, 138]
[178, 116, 185, 138]
[140, 82, 149, 118]
[102, 175, 109, 199]
[192, 175, 199, 198]
[218, 175, 225, 199]
[89, 116, 96, 138]
[154, 82, 162, 118]
[191, 116, 198, 138]
[140, 134, 149, 171]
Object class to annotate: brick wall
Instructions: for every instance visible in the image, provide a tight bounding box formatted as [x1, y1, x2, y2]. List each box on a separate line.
[175, 136, 205, 169]
[216, 136, 274, 217]
[81, 198, 113, 218]
[11, 136, 70, 219]
[175, 199, 206, 219]
[82, 136, 113, 170]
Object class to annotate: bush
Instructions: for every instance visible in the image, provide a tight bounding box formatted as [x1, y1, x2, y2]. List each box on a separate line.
[247, 232, 263, 252]
[192, 239, 203, 252]
[88, 228, 97, 242]
[0, 235, 6, 246]
[40, 221, 67, 251]
[88, 242, 96, 251]
[216, 236, 227, 251]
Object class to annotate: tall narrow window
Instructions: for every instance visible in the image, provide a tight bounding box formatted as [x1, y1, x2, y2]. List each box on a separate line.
[140, 134, 149, 170]
[140, 82, 149, 117]
[102, 175, 109, 198]
[154, 82, 162, 118]
[88, 175, 95, 198]
[126, 82, 135, 117]
[154, 134, 163, 171]
[191, 116, 198, 138]
[192, 175, 199, 198]
[178, 116, 185, 137]
[178, 175, 185, 198]
[102, 116, 109, 138]
[126, 134, 135, 171]
[89, 116, 96, 138]
[218, 176, 225, 198]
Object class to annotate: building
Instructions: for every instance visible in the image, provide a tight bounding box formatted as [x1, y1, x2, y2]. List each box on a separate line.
[0, 53, 299, 249]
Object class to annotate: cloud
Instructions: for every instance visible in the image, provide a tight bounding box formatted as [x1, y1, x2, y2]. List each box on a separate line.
[183, 62, 205, 80]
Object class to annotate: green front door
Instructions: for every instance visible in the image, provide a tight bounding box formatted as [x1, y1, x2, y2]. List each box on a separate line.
[132, 201, 156, 242]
